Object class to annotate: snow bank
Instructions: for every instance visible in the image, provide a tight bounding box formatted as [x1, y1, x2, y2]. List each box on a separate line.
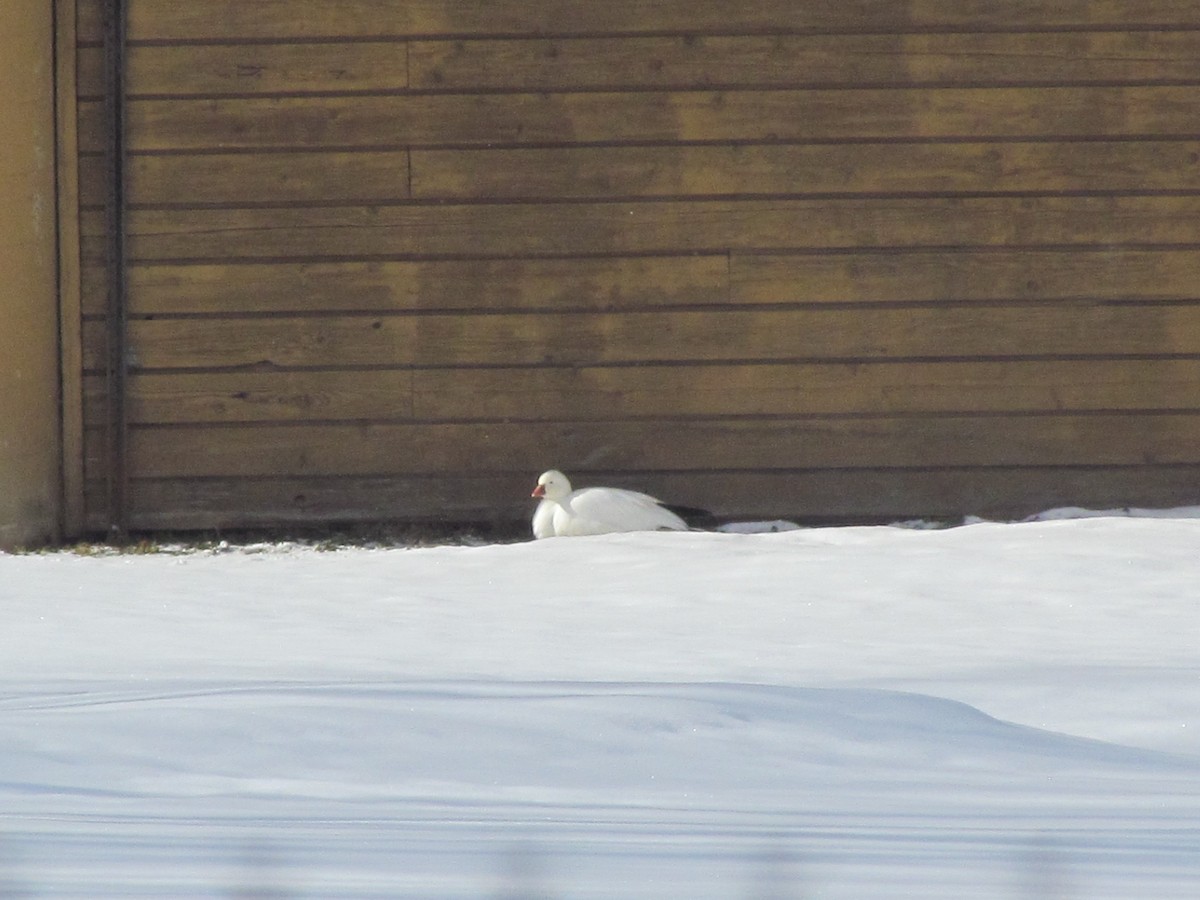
[2, 515, 1198, 897]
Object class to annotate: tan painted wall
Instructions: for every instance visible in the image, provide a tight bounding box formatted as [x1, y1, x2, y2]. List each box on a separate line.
[0, 1, 61, 548]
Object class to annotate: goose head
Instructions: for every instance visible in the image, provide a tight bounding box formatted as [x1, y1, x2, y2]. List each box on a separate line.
[531, 469, 572, 500]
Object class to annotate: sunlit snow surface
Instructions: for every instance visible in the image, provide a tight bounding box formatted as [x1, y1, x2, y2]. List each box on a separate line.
[3, 514, 1199, 897]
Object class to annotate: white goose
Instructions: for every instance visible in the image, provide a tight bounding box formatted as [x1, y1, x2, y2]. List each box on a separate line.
[530, 469, 690, 539]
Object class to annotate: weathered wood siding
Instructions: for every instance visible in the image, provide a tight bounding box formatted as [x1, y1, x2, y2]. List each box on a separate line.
[74, 1, 1200, 530]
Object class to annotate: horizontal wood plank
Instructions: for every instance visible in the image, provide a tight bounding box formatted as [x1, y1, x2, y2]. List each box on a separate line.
[81, 305, 1200, 370]
[94, 414, 1200, 480]
[411, 141, 1200, 199]
[80, 33, 1200, 97]
[411, 32, 1200, 91]
[77, 43, 408, 99]
[87, 370, 407, 425]
[74, 87, 1200, 153]
[85, 198, 1200, 261]
[80, 250, 1200, 316]
[81, 141, 1200, 207]
[88, 359, 1200, 426]
[89, 466, 1200, 531]
[79, 1, 1200, 43]
[731, 248, 1200, 303]
[82, 151, 412, 207]
[80, 256, 728, 316]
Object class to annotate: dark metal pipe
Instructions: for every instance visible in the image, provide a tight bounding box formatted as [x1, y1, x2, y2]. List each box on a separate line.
[101, 0, 127, 538]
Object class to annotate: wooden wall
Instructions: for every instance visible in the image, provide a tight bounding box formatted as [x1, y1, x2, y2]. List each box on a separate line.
[0, 0, 62, 549]
[71, 1, 1200, 532]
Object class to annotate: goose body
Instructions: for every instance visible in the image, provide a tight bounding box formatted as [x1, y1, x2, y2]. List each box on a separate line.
[531, 470, 689, 539]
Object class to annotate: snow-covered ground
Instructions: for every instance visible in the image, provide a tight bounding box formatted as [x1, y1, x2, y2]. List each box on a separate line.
[2, 512, 1199, 898]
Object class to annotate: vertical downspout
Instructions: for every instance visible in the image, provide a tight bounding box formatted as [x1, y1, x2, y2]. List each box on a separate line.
[102, 0, 127, 538]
